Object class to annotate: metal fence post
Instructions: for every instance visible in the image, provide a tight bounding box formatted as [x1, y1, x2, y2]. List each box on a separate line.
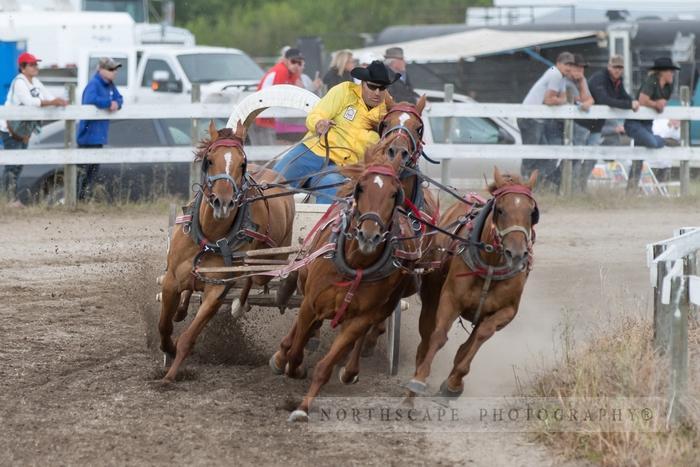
[189, 83, 201, 194]
[441, 83, 454, 187]
[680, 86, 691, 197]
[64, 84, 77, 209]
[560, 92, 574, 197]
[668, 274, 688, 426]
[653, 245, 671, 354]
[386, 302, 402, 376]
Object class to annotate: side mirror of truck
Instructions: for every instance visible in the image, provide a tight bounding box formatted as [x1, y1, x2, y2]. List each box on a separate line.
[151, 70, 183, 93]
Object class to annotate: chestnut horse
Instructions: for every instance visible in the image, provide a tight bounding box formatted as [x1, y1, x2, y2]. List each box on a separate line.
[271, 156, 420, 422]
[406, 167, 539, 398]
[351, 95, 440, 357]
[158, 121, 294, 383]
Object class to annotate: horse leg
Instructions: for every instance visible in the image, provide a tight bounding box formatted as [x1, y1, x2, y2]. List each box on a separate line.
[231, 277, 253, 319]
[360, 320, 386, 358]
[270, 315, 298, 375]
[407, 289, 462, 396]
[284, 301, 321, 379]
[415, 272, 442, 369]
[289, 315, 373, 422]
[162, 284, 226, 383]
[158, 272, 180, 357]
[276, 270, 299, 313]
[339, 331, 366, 385]
[439, 306, 517, 398]
[173, 289, 193, 322]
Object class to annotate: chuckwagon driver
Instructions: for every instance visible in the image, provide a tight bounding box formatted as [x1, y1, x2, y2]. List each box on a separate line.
[273, 60, 399, 203]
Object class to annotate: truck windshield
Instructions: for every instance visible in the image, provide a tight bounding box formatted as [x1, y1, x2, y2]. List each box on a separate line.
[83, 0, 147, 22]
[177, 53, 264, 84]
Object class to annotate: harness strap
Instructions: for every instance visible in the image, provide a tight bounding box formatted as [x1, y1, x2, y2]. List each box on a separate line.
[472, 266, 494, 326]
[331, 268, 364, 329]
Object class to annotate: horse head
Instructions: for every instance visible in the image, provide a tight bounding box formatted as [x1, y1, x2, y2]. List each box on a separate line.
[351, 164, 404, 254]
[197, 120, 248, 220]
[488, 167, 539, 268]
[377, 95, 427, 168]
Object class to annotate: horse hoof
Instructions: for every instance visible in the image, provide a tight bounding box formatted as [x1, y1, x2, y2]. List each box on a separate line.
[173, 307, 187, 322]
[404, 379, 429, 396]
[339, 367, 359, 385]
[400, 299, 410, 311]
[230, 299, 242, 320]
[287, 409, 309, 423]
[155, 292, 162, 302]
[285, 363, 307, 379]
[437, 380, 463, 399]
[269, 354, 284, 375]
[162, 352, 173, 369]
[156, 274, 164, 285]
[305, 337, 320, 352]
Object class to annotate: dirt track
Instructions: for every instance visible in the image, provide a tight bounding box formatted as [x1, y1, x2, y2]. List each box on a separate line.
[0, 201, 691, 466]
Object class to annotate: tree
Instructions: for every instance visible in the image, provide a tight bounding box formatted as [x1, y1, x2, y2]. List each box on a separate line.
[173, 0, 491, 56]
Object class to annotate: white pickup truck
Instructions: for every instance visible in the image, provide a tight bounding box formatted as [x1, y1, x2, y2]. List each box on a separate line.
[76, 45, 263, 105]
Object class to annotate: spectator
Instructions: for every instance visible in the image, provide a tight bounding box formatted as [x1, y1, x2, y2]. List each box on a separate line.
[0, 52, 67, 207]
[252, 48, 305, 145]
[518, 51, 575, 188]
[323, 50, 355, 90]
[565, 54, 595, 192]
[588, 55, 639, 144]
[273, 60, 397, 203]
[384, 47, 419, 104]
[299, 60, 323, 96]
[650, 118, 681, 183]
[76, 57, 123, 201]
[624, 57, 679, 190]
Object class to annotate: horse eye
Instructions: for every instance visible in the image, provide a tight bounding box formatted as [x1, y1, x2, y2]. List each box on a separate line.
[495, 207, 504, 216]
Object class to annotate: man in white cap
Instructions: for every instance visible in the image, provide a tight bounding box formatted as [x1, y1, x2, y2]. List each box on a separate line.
[384, 47, 418, 104]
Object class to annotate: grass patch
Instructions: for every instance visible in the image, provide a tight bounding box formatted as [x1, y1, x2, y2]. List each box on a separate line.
[522, 303, 700, 466]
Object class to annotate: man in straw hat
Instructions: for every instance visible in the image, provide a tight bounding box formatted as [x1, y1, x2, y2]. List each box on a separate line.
[273, 60, 399, 203]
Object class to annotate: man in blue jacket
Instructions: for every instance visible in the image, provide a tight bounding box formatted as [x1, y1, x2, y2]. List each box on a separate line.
[77, 57, 123, 201]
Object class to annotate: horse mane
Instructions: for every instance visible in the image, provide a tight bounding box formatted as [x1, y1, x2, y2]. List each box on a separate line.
[336, 149, 395, 198]
[193, 127, 239, 161]
[487, 173, 524, 194]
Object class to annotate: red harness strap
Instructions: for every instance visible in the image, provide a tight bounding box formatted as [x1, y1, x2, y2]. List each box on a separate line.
[331, 268, 364, 329]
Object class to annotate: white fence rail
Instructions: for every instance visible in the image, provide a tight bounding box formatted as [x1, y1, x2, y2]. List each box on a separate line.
[2, 143, 700, 166]
[2, 102, 700, 121]
[647, 227, 699, 426]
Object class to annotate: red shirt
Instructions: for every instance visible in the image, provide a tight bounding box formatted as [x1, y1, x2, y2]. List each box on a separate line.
[256, 61, 300, 128]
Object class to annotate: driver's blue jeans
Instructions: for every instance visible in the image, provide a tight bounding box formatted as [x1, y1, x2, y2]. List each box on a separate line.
[273, 144, 346, 204]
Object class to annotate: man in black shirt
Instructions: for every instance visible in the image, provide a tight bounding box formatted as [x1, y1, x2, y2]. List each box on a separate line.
[384, 47, 419, 104]
[587, 55, 639, 141]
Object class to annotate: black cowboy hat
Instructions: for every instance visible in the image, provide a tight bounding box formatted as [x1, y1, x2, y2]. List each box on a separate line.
[350, 60, 400, 85]
[650, 57, 680, 71]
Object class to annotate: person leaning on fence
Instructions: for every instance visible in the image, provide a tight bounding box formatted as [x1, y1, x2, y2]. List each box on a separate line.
[273, 60, 397, 204]
[517, 51, 575, 189]
[623, 57, 679, 191]
[565, 54, 596, 192]
[384, 47, 419, 105]
[323, 49, 356, 90]
[76, 57, 123, 201]
[587, 55, 639, 144]
[0, 52, 67, 208]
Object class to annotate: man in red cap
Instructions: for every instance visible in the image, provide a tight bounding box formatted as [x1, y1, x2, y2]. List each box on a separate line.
[1, 52, 67, 207]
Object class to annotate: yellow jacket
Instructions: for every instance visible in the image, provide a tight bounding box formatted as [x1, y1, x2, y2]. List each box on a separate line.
[305, 82, 387, 165]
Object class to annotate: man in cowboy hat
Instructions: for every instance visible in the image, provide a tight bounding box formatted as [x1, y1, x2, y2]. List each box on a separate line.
[384, 47, 419, 104]
[274, 60, 398, 203]
[623, 57, 680, 190]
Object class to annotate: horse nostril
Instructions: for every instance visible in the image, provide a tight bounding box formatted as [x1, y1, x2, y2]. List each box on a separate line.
[227, 199, 235, 210]
[504, 249, 513, 259]
[371, 233, 381, 243]
[212, 197, 221, 208]
[401, 150, 409, 160]
[388, 147, 395, 159]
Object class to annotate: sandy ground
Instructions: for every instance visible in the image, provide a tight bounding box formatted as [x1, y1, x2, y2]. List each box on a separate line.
[0, 201, 692, 466]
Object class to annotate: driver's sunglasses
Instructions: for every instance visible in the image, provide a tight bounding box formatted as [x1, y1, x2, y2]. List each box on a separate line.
[365, 82, 387, 92]
[612, 65, 624, 69]
[290, 59, 304, 65]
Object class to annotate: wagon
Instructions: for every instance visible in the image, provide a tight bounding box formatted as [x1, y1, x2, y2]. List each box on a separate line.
[158, 85, 405, 375]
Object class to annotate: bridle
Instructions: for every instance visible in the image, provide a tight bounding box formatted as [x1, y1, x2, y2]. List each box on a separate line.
[490, 185, 539, 248]
[200, 137, 249, 204]
[378, 104, 424, 167]
[351, 165, 404, 240]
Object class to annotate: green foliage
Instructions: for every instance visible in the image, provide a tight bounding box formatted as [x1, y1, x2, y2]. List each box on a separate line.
[173, 0, 491, 56]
